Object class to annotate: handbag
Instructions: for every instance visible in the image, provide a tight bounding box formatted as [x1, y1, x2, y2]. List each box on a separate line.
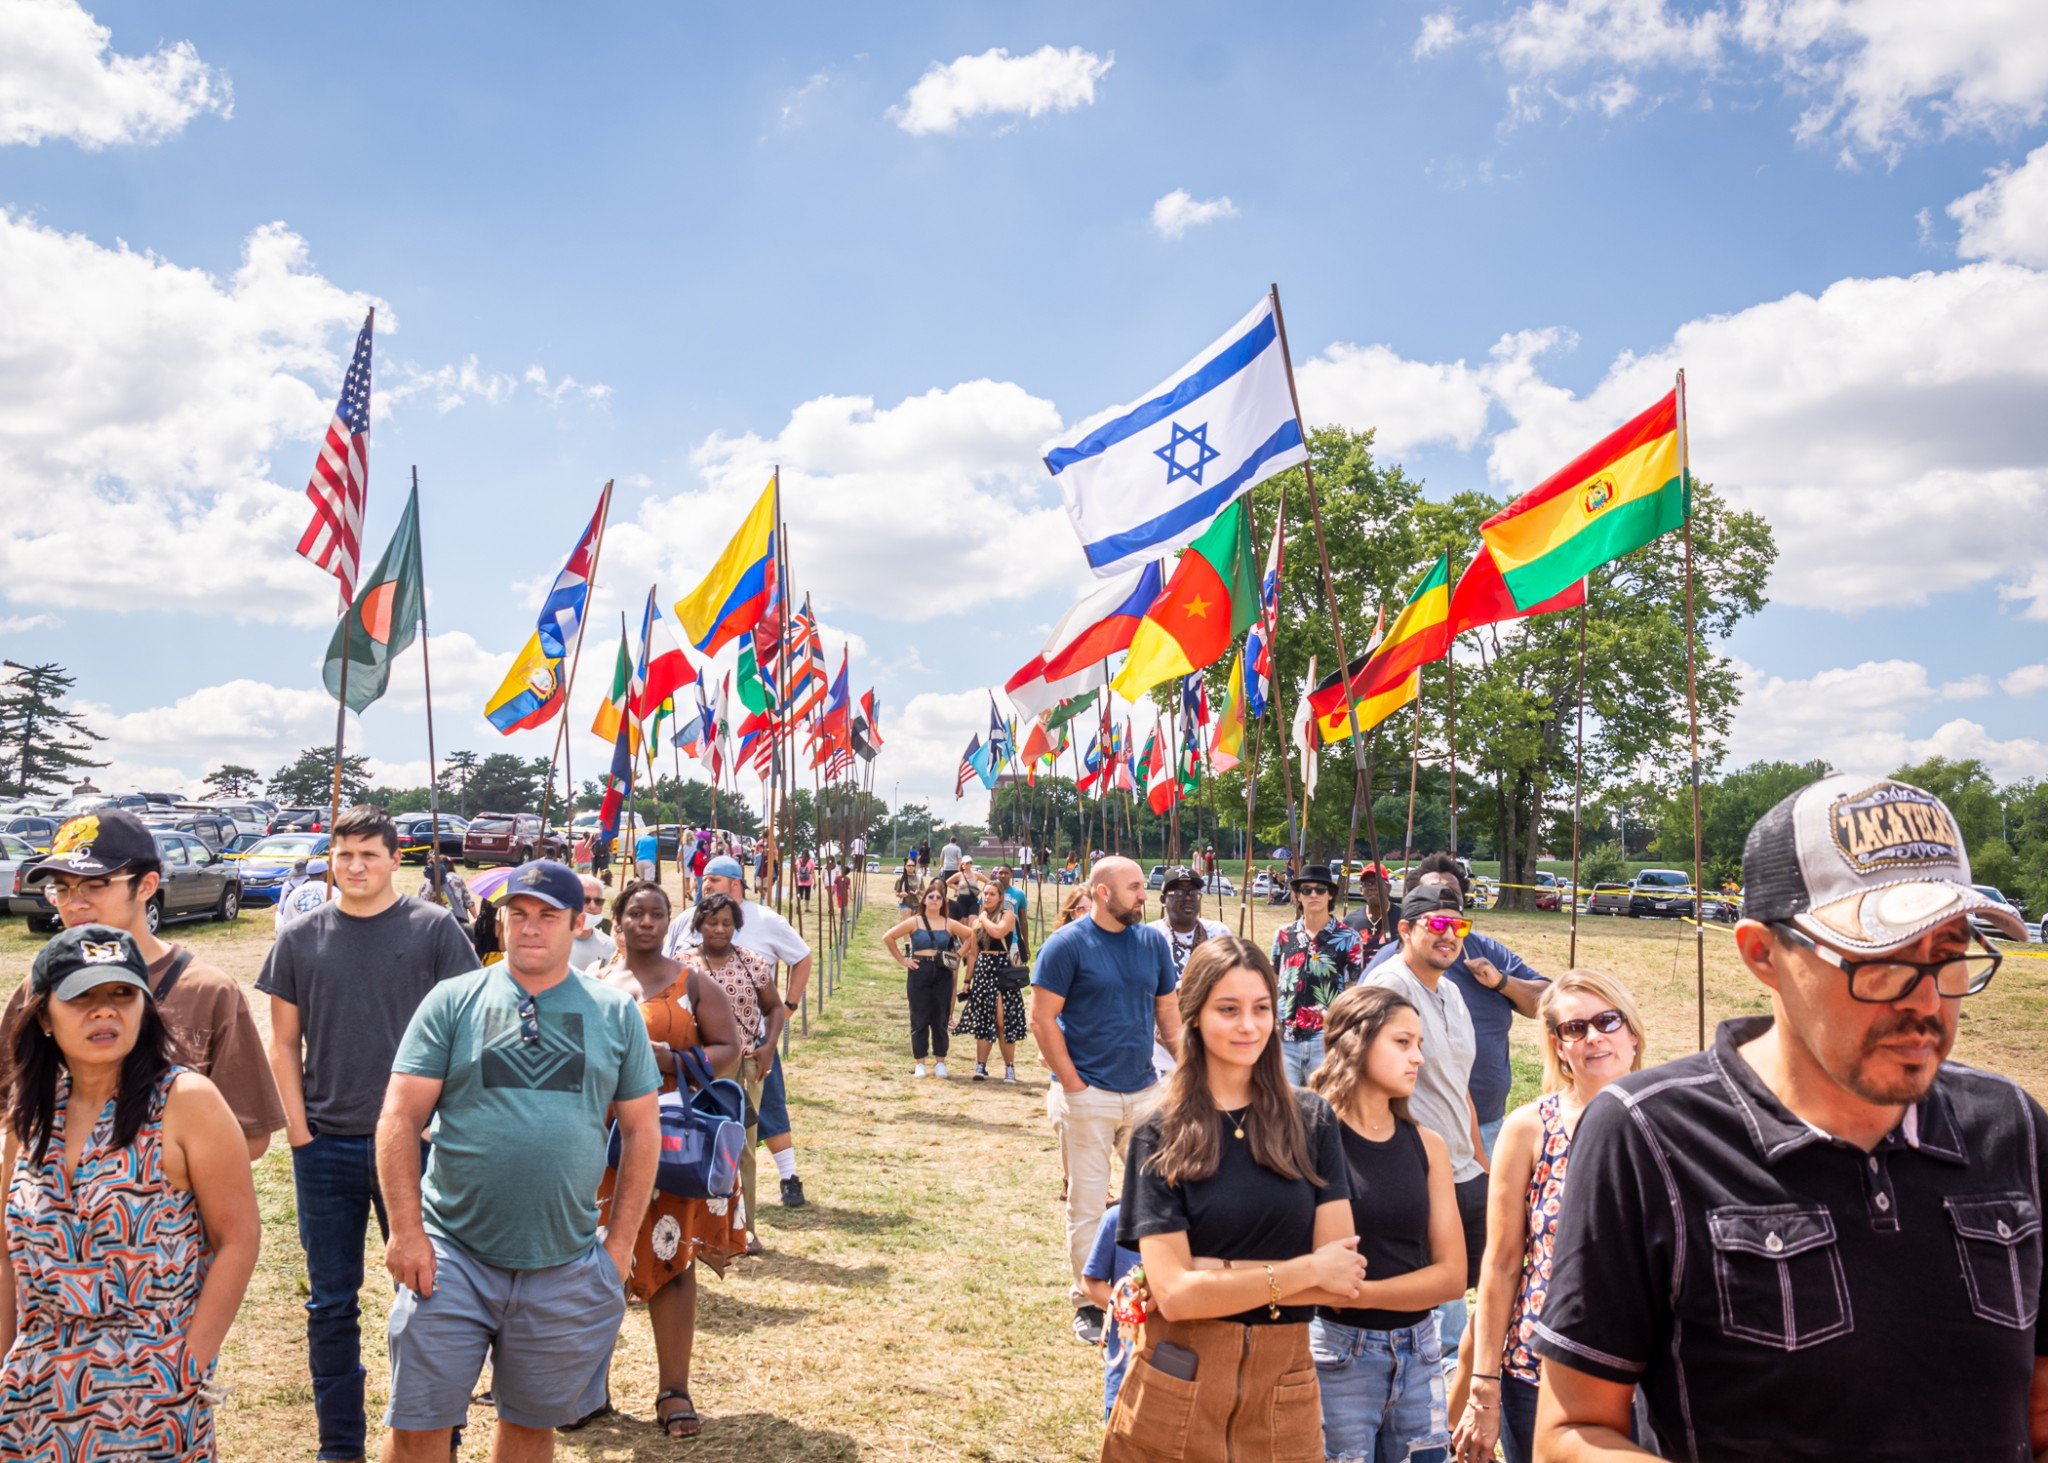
[996, 964, 1033, 993]
[607, 1047, 746, 1201]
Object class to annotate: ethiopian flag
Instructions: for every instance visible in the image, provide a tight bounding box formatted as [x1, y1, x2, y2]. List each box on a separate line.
[1211, 653, 1247, 773]
[324, 484, 424, 713]
[1483, 389, 1687, 610]
[1112, 500, 1259, 701]
[1316, 669, 1418, 745]
[1306, 554, 1449, 731]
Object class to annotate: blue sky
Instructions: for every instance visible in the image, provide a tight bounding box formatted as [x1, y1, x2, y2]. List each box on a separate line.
[4, 0, 2048, 807]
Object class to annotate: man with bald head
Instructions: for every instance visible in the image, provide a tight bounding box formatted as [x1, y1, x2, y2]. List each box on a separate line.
[1030, 856, 1181, 1346]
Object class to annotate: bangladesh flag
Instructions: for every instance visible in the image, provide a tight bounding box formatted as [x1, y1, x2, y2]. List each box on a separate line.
[1111, 499, 1259, 702]
[324, 484, 424, 712]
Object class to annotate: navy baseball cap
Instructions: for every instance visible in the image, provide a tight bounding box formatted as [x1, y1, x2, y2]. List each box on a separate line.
[503, 859, 583, 911]
[31, 924, 154, 1002]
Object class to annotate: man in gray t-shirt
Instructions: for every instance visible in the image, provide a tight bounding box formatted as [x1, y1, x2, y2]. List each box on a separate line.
[256, 805, 476, 1463]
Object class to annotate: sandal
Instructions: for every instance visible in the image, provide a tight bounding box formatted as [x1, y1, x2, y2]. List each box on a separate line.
[557, 1396, 614, 1432]
[655, 1389, 701, 1439]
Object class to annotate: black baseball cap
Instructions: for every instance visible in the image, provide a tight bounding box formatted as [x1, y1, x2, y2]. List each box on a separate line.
[24, 810, 159, 885]
[1400, 883, 1464, 922]
[503, 859, 584, 911]
[1161, 866, 1202, 892]
[31, 924, 154, 1002]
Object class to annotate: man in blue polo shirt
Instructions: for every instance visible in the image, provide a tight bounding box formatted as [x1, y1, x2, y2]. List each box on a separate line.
[1030, 855, 1180, 1348]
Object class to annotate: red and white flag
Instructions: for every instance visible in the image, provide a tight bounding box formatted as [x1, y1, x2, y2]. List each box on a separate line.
[297, 310, 374, 609]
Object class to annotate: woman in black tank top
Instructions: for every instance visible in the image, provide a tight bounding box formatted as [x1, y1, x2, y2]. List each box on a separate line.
[1306, 984, 1467, 1462]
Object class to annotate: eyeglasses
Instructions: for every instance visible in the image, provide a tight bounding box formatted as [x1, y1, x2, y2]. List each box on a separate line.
[518, 995, 540, 1045]
[1298, 885, 1332, 898]
[44, 874, 135, 905]
[1770, 923, 2002, 1003]
[583, 898, 605, 910]
[1552, 1009, 1628, 1042]
[1418, 914, 1472, 939]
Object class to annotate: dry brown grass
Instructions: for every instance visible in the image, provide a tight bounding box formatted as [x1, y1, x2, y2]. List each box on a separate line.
[2, 874, 2046, 1460]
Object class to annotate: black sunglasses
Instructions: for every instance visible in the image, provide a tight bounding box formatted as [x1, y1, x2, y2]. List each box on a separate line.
[1552, 1009, 1627, 1042]
[518, 995, 540, 1045]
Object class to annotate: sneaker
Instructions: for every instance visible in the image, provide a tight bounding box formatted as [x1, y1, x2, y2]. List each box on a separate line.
[1072, 1305, 1107, 1346]
[913, 1062, 927, 1078]
[780, 1175, 807, 1208]
[1004, 1065, 1018, 1084]
[973, 1063, 988, 1082]
[935, 1061, 949, 1079]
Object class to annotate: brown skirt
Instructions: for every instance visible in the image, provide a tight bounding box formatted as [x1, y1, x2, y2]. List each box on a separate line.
[596, 1167, 748, 1301]
[1100, 1315, 1321, 1463]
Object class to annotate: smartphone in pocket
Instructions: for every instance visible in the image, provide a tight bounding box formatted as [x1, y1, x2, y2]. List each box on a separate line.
[1150, 1340, 1199, 1381]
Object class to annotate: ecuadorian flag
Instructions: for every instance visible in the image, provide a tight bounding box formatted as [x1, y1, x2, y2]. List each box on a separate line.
[676, 480, 779, 656]
[485, 632, 563, 734]
[1482, 389, 1687, 610]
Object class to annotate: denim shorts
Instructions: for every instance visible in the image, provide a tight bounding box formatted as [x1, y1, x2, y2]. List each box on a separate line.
[386, 1236, 625, 1431]
[1309, 1314, 1450, 1463]
[756, 1047, 790, 1140]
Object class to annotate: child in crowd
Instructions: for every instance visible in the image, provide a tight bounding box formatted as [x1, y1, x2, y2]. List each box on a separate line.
[1081, 1203, 1142, 1421]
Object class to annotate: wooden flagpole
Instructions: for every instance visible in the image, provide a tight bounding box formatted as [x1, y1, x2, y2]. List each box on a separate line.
[1447, 649, 1460, 856]
[613, 613, 635, 895]
[1270, 284, 1381, 902]
[414, 466, 446, 884]
[1677, 370, 1706, 1050]
[1403, 692, 1422, 872]
[1570, 598, 1588, 967]
[538, 480, 613, 832]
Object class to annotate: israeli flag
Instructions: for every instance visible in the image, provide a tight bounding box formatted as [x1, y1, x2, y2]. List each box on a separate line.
[1045, 293, 1307, 578]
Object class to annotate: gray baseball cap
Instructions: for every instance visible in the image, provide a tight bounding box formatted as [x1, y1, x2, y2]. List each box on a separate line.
[1742, 773, 2024, 953]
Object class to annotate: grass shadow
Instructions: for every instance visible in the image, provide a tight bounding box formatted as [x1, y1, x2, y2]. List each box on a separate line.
[560, 1407, 863, 1460]
[761, 1203, 913, 1236]
[747, 1251, 889, 1288]
[897, 1107, 1040, 1137]
[697, 1293, 812, 1333]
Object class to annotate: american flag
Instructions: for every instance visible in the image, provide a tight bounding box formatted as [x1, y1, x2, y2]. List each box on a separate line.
[826, 747, 855, 780]
[298, 310, 374, 609]
[956, 735, 982, 798]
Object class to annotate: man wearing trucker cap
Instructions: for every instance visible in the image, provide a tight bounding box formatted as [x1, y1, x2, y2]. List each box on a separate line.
[1531, 775, 2048, 1462]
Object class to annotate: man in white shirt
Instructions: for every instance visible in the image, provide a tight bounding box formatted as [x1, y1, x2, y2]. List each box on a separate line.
[849, 834, 866, 869]
[663, 855, 813, 1227]
[1144, 866, 1229, 977]
[1019, 842, 1035, 881]
[1364, 881, 1487, 1370]
[569, 873, 615, 972]
[939, 838, 963, 874]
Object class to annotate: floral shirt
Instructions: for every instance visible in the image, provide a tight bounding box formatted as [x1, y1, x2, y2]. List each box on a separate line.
[1271, 916, 1367, 1038]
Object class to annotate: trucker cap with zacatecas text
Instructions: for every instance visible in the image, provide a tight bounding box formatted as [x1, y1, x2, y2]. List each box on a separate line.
[1742, 773, 2025, 953]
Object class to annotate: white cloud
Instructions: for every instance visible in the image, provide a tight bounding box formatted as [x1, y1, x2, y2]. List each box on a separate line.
[1940, 674, 1994, 700]
[881, 688, 1004, 807]
[0, 0, 229, 148]
[1150, 189, 1239, 239]
[0, 612, 60, 634]
[1295, 342, 1495, 456]
[1726, 657, 2048, 782]
[1427, 0, 2048, 157]
[894, 45, 1113, 135]
[2002, 663, 2048, 696]
[1951, 140, 2048, 267]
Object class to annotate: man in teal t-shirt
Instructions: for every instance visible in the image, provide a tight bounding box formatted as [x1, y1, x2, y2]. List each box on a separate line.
[376, 860, 660, 1452]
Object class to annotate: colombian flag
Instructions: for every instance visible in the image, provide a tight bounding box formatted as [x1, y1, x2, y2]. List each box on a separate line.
[1482, 390, 1687, 610]
[1307, 555, 1449, 732]
[485, 632, 563, 734]
[676, 480, 779, 656]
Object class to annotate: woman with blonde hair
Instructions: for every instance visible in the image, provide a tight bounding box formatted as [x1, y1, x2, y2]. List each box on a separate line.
[1057, 888, 1093, 927]
[1302, 984, 1466, 1460]
[1103, 937, 1364, 1462]
[1452, 969, 1646, 1463]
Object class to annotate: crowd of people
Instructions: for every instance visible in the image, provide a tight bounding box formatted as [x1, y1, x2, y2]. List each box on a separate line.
[6, 773, 2047, 1462]
[0, 803, 819, 1460]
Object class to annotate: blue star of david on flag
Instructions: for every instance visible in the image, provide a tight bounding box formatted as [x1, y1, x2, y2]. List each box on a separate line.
[1154, 420, 1221, 487]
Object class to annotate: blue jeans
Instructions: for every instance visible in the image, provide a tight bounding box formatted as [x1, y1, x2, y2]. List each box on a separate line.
[1478, 1116, 1503, 1161]
[1283, 1033, 1325, 1086]
[291, 1130, 391, 1460]
[757, 1047, 791, 1141]
[1500, 1374, 1539, 1463]
[1310, 1315, 1450, 1463]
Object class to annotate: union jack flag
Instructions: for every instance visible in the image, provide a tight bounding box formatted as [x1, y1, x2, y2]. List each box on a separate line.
[297, 310, 373, 608]
[784, 594, 828, 721]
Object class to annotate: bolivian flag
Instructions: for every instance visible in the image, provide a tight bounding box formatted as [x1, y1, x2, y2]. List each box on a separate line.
[1112, 500, 1259, 702]
[1305, 554, 1449, 732]
[1483, 389, 1687, 610]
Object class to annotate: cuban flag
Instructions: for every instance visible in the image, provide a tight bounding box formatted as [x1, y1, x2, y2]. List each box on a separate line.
[537, 484, 610, 660]
[1244, 510, 1283, 720]
[1004, 560, 1164, 721]
[1044, 293, 1306, 579]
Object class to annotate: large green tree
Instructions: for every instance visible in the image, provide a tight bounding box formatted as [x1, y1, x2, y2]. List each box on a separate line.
[202, 763, 262, 798]
[268, 746, 371, 807]
[0, 661, 106, 798]
[463, 754, 557, 815]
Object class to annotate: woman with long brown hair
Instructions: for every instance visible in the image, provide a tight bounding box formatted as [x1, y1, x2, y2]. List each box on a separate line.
[1305, 984, 1467, 1460]
[879, 880, 974, 1079]
[1104, 936, 1365, 1463]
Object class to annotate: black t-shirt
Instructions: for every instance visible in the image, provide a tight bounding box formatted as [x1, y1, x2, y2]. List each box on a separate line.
[1320, 1119, 1435, 1330]
[1120, 1087, 1351, 1324]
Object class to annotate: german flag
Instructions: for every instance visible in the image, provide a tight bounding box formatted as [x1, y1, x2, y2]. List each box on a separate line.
[1306, 554, 1449, 734]
[1482, 390, 1687, 610]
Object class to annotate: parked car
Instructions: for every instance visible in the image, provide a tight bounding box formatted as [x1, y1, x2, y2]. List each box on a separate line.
[1, 833, 43, 919]
[1626, 869, 1695, 918]
[23, 829, 240, 934]
[235, 832, 331, 906]
[1533, 871, 1563, 912]
[55, 793, 149, 816]
[462, 812, 563, 867]
[2, 815, 60, 853]
[140, 809, 239, 854]
[1970, 884, 2029, 944]
[1586, 882, 1632, 916]
[177, 800, 268, 839]
[0, 798, 54, 816]
[268, 807, 328, 834]
[396, 813, 469, 862]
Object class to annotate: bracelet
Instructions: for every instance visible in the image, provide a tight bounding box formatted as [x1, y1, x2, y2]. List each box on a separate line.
[1265, 1263, 1281, 1320]
[1472, 1373, 1502, 1382]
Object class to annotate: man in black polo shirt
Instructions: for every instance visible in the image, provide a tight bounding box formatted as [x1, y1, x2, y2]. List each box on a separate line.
[1531, 774, 2048, 1462]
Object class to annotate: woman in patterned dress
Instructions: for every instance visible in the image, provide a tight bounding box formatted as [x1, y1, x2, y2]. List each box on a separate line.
[593, 882, 747, 1440]
[955, 881, 1027, 1083]
[1453, 970, 1646, 1463]
[0, 924, 259, 1462]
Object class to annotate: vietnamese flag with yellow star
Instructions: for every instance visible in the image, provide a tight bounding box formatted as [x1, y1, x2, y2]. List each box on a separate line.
[323, 482, 424, 712]
[1112, 499, 1258, 701]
